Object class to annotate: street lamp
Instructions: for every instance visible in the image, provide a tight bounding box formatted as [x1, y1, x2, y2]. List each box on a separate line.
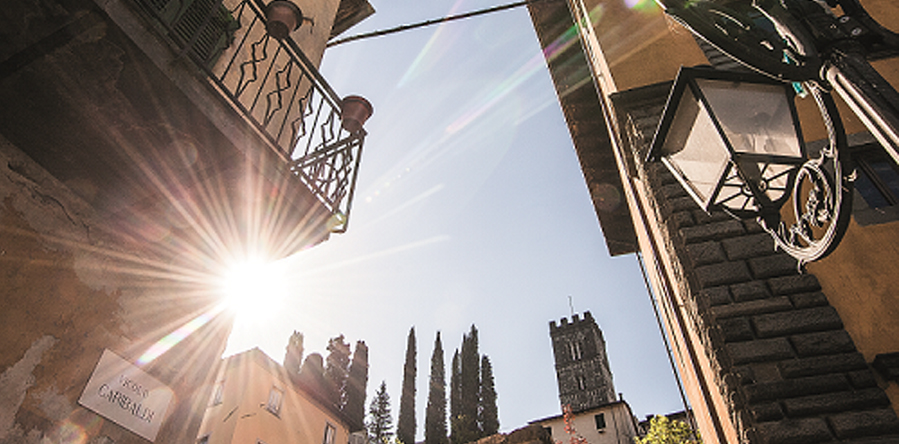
[647, 0, 899, 263]
[649, 66, 853, 264]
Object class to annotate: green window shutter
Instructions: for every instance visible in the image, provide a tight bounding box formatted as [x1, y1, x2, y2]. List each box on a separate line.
[143, 0, 237, 66]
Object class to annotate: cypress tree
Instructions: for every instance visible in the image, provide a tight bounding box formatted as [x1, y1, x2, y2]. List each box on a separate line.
[368, 381, 394, 444]
[326, 335, 351, 407]
[425, 332, 448, 444]
[344, 341, 369, 431]
[450, 349, 461, 444]
[459, 326, 480, 443]
[283, 331, 304, 375]
[478, 355, 498, 436]
[398, 327, 417, 444]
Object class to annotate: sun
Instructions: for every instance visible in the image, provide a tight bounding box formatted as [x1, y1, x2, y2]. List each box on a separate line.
[218, 257, 289, 323]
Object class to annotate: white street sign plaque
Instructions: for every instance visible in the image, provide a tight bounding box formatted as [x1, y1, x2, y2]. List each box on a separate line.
[78, 350, 174, 442]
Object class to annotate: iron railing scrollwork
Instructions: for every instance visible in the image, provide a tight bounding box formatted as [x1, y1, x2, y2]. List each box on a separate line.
[134, 0, 366, 232]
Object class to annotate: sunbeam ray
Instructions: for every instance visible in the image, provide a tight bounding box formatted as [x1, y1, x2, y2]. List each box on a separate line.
[138, 303, 228, 365]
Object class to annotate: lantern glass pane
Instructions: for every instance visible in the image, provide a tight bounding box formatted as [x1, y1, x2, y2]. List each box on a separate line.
[697, 79, 802, 159]
[661, 88, 731, 206]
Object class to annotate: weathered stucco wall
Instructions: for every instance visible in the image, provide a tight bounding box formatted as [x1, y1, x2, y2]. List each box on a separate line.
[0, 132, 232, 443]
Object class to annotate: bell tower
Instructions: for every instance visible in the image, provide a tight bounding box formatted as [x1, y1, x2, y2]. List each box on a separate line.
[549, 311, 615, 411]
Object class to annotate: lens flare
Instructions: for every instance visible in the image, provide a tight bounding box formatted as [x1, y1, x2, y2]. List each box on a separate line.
[445, 52, 545, 135]
[398, 0, 467, 87]
[138, 304, 226, 365]
[55, 420, 87, 444]
[626, 0, 660, 12]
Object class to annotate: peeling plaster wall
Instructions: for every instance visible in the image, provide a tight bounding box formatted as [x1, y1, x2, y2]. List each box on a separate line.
[0, 131, 231, 443]
[0, 336, 58, 441]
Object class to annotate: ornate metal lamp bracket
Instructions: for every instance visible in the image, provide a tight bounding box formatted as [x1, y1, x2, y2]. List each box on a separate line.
[653, 0, 899, 263]
[758, 85, 855, 265]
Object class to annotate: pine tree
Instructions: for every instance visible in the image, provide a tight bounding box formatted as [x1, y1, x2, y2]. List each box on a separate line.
[368, 381, 394, 444]
[425, 332, 448, 444]
[478, 355, 498, 436]
[450, 349, 461, 444]
[398, 327, 417, 444]
[458, 325, 481, 443]
[344, 341, 369, 431]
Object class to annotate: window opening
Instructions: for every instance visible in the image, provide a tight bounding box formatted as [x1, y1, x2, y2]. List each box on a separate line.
[594, 413, 606, 430]
[323, 423, 337, 444]
[854, 145, 899, 208]
[210, 380, 224, 406]
[266, 387, 284, 416]
[568, 341, 583, 361]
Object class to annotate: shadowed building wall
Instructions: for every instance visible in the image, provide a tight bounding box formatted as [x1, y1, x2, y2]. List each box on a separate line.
[527, 0, 899, 442]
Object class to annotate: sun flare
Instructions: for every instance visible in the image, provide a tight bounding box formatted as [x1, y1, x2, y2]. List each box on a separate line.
[219, 257, 289, 323]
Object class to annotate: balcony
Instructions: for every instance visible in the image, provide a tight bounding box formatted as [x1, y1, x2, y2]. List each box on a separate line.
[0, 0, 372, 257]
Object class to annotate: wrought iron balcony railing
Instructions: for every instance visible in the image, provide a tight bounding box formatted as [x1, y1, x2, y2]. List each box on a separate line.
[135, 0, 365, 232]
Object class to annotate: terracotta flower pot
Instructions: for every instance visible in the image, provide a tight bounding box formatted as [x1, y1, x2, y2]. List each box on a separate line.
[265, 1, 303, 40]
[341, 96, 373, 133]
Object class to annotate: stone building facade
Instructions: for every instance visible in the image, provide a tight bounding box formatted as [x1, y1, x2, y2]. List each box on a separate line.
[538, 313, 638, 444]
[611, 81, 899, 443]
[550, 312, 616, 412]
[526, 0, 899, 442]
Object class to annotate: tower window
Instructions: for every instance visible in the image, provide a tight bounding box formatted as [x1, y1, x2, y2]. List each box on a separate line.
[568, 341, 583, 361]
[577, 375, 586, 390]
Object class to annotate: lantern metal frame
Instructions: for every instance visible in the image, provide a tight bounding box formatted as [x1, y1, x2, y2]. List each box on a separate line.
[650, 68, 804, 215]
[649, 66, 854, 264]
[646, 0, 899, 263]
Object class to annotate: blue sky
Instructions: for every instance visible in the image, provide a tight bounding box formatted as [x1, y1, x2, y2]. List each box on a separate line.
[223, 0, 684, 438]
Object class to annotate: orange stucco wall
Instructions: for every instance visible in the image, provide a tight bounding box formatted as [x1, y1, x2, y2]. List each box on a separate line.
[805, 0, 899, 417]
[198, 350, 350, 444]
[575, 0, 707, 93]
